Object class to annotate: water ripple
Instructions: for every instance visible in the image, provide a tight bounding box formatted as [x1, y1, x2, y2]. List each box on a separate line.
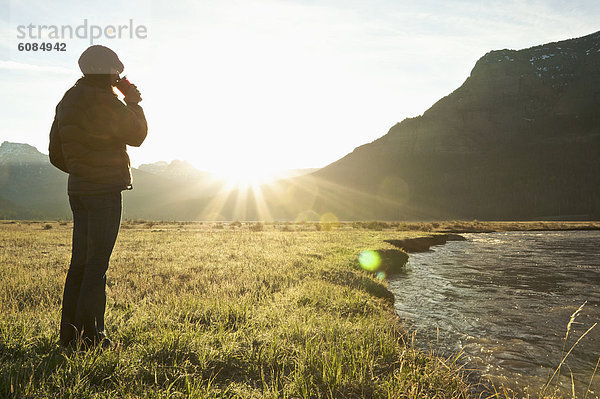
[389, 231, 600, 396]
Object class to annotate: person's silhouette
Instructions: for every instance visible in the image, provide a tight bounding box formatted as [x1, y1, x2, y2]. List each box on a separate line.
[49, 45, 147, 348]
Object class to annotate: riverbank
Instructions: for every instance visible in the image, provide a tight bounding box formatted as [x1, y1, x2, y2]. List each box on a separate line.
[349, 220, 600, 234]
[431, 220, 600, 233]
[0, 221, 470, 398]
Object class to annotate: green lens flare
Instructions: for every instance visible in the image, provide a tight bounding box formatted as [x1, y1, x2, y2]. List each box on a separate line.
[358, 250, 381, 272]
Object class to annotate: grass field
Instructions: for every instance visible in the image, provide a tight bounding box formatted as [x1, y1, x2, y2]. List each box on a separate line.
[0, 220, 472, 398]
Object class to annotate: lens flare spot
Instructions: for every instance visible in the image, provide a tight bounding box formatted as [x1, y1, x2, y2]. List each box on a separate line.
[376, 271, 387, 280]
[358, 250, 381, 272]
[320, 212, 339, 230]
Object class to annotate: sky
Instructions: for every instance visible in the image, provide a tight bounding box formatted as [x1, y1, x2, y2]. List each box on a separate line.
[1, 0, 599, 178]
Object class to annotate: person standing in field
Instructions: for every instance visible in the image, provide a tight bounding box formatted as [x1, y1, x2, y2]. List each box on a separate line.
[48, 45, 147, 348]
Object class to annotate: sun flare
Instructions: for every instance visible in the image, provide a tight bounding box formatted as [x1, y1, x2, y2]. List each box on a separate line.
[210, 164, 282, 189]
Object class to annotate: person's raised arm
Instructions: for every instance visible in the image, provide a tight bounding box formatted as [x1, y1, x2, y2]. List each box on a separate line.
[111, 85, 148, 147]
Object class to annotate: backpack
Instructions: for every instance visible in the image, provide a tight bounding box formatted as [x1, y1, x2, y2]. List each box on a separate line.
[49, 118, 68, 173]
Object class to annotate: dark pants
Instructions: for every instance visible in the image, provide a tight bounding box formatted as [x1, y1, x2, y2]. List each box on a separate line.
[60, 192, 122, 346]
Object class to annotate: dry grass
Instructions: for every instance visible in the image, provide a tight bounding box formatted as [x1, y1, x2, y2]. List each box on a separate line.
[0, 221, 470, 398]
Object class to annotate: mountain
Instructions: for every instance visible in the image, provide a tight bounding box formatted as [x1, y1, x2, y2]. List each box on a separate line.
[0, 141, 48, 165]
[0, 142, 69, 219]
[300, 30, 600, 220]
[0, 142, 221, 220]
[138, 160, 211, 181]
[137, 161, 169, 175]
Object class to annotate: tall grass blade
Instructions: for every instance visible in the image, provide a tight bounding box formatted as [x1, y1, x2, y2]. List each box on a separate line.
[584, 355, 600, 399]
[543, 322, 598, 394]
[557, 301, 587, 385]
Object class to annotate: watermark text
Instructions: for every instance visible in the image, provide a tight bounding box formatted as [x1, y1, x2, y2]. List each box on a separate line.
[16, 19, 147, 45]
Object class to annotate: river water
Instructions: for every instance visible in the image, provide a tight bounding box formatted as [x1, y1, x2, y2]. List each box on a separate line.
[388, 231, 600, 397]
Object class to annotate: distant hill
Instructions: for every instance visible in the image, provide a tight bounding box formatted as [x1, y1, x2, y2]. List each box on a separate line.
[138, 160, 212, 181]
[0, 141, 69, 219]
[298, 30, 600, 220]
[0, 141, 48, 165]
[0, 142, 223, 220]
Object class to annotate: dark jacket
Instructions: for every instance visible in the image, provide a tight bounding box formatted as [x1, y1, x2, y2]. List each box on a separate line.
[49, 76, 147, 195]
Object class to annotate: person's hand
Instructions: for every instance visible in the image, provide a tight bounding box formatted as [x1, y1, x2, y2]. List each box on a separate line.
[124, 85, 142, 104]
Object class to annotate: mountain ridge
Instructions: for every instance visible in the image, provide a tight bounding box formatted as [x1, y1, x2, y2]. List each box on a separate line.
[309, 30, 600, 220]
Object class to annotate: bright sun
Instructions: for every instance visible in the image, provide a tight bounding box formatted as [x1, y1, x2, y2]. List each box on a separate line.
[210, 164, 282, 189]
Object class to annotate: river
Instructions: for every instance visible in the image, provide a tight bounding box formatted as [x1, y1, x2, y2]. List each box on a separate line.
[388, 230, 600, 397]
